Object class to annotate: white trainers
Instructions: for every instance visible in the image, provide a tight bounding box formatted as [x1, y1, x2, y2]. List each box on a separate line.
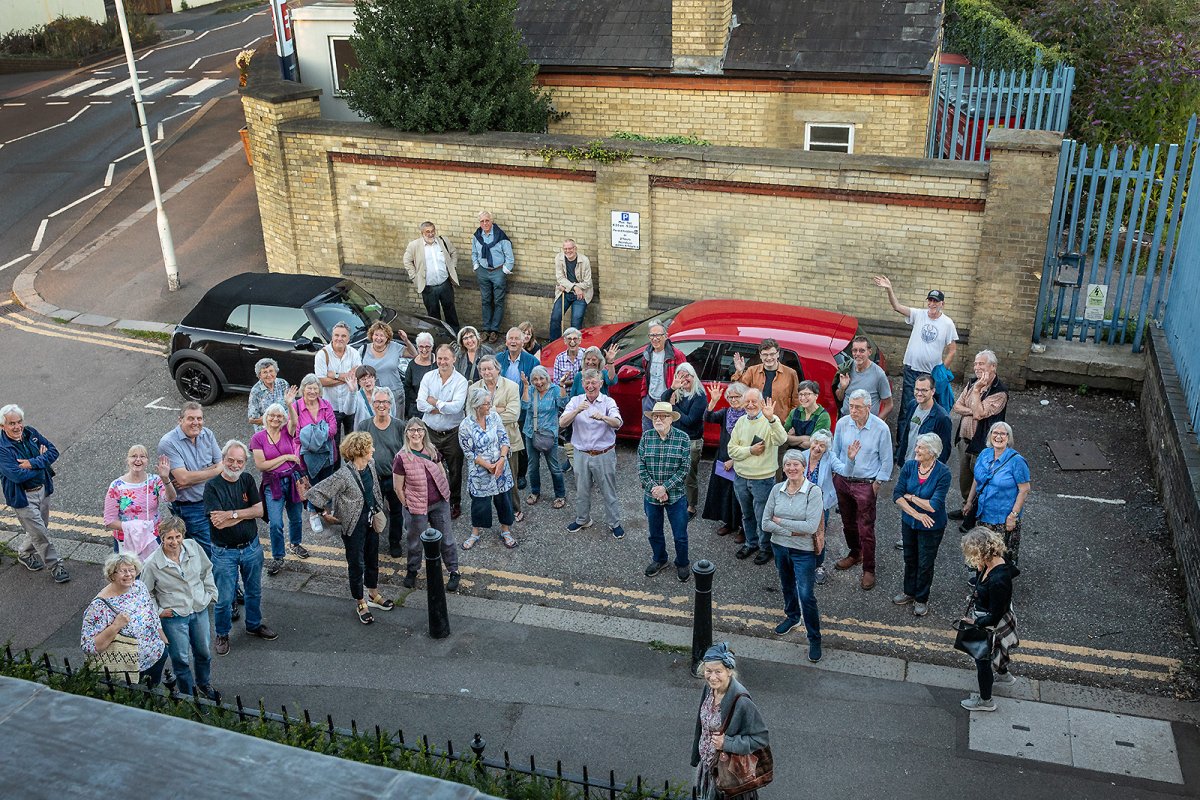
[961, 694, 997, 712]
[993, 670, 1015, 684]
[309, 512, 324, 533]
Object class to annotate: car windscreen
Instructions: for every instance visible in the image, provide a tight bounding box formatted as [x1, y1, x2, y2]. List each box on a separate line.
[307, 285, 385, 342]
[607, 305, 687, 362]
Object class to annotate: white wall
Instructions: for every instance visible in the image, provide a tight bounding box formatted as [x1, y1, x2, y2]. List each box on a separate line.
[2, 0, 108, 33]
[291, 1, 363, 122]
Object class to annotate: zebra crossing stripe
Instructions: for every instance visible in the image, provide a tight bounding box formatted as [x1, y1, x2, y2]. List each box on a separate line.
[91, 79, 134, 97]
[171, 78, 226, 97]
[50, 78, 106, 97]
[141, 78, 188, 97]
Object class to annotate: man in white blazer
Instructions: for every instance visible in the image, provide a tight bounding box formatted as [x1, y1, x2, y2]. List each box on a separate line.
[403, 221, 460, 330]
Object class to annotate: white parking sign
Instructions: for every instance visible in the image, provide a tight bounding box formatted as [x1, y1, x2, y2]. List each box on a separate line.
[611, 211, 640, 250]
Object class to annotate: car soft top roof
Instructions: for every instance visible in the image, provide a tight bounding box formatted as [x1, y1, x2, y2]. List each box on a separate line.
[180, 272, 344, 328]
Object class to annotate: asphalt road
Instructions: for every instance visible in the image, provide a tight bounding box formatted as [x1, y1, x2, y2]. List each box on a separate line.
[0, 3, 274, 291]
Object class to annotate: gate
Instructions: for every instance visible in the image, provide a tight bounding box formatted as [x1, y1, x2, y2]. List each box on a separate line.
[926, 62, 1075, 162]
[1033, 115, 1199, 352]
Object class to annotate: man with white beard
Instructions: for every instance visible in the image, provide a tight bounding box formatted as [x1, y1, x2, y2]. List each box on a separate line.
[203, 440, 277, 656]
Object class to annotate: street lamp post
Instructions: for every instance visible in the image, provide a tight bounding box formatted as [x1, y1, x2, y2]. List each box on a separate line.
[111, 0, 180, 291]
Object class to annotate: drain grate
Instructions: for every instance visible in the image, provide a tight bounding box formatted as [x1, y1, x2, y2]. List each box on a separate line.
[1047, 439, 1111, 470]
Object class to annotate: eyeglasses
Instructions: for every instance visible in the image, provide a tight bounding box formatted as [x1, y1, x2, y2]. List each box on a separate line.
[648, 333, 665, 339]
[372, 400, 392, 406]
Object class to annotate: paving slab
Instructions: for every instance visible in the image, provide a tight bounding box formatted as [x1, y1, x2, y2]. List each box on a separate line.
[1068, 707, 1184, 784]
[70, 313, 118, 327]
[970, 698, 1074, 766]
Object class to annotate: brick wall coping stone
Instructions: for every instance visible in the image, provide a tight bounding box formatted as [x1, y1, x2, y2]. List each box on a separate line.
[275, 117, 991, 180]
[241, 79, 322, 105]
[986, 127, 1064, 154]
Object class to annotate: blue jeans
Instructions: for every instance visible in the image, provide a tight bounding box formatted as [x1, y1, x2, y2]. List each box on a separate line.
[645, 496, 689, 567]
[901, 524, 945, 602]
[525, 435, 565, 498]
[549, 294, 587, 341]
[161, 610, 212, 694]
[264, 476, 304, 561]
[772, 544, 821, 643]
[477, 267, 507, 333]
[172, 500, 212, 557]
[733, 475, 775, 550]
[212, 539, 263, 637]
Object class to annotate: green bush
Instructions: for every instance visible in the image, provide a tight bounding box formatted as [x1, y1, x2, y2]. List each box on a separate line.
[0, 14, 159, 60]
[343, 0, 554, 133]
[943, 0, 1067, 69]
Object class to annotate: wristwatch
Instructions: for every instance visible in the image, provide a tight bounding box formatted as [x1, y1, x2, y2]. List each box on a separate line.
[232, 510, 239, 520]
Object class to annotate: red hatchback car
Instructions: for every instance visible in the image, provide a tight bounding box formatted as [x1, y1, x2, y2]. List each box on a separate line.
[539, 300, 868, 446]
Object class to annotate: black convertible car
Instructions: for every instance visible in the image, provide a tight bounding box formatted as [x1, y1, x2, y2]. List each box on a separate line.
[169, 273, 455, 404]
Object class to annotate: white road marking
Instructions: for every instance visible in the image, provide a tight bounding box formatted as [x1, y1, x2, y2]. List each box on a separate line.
[1055, 494, 1127, 505]
[4, 122, 65, 145]
[31, 219, 48, 251]
[165, 69, 185, 73]
[3, 102, 26, 106]
[92, 70, 111, 75]
[160, 103, 201, 124]
[141, 78, 187, 97]
[0, 254, 32, 272]
[172, 78, 226, 97]
[204, 70, 221, 74]
[46, 101, 69, 105]
[49, 187, 106, 218]
[188, 57, 203, 69]
[113, 146, 146, 163]
[88, 100, 112, 104]
[145, 397, 182, 411]
[156, 123, 164, 141]
[91, 79, 133, 97]
[136, 49, 155, 60]
[104, 163, 115, 187]
[66, 105, 91, 123]
[195, 29, 210, 40]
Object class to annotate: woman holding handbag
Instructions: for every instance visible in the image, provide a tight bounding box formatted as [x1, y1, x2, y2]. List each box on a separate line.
[691, 642, 771, 800]
[251, 400, 309, 576]
[81, 552, 169, 687]
[103, 444, 177, 558]
[958, 528, 1020, 712]
[306, 432, 395, 625]
[520, 366, 565, 507]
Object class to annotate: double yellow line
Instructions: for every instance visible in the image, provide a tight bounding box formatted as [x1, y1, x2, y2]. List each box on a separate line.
[0, 308, 166, 357]
[4, 507, 1180, 682]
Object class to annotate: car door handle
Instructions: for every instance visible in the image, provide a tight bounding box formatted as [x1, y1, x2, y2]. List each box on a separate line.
[241, 345, 259, 353]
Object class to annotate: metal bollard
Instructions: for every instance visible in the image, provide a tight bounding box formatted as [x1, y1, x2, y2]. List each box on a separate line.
[690, 559, 715, 672]
[421, 528, 450, 639]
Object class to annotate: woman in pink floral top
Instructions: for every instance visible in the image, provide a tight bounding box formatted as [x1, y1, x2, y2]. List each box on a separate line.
[80, 552, 168, 684]
[103, 444, 176, 558]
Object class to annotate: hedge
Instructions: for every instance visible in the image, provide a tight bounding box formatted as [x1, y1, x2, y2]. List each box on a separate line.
[943, 0, 1069, 70]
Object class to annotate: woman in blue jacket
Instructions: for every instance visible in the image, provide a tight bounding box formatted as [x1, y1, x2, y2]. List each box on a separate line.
[892, 432, 952, 617]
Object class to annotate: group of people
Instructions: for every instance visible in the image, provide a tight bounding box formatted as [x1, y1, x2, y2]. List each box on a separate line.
[0, 265, 1032, 723]
[401, 212, 595, 344]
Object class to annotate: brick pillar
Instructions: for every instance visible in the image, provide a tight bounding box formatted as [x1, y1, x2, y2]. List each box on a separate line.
[593, 161, 652, 323]
[241, 79, 322, 275]
[970, 128, 1063, 388]
[672, 0, 731, 74]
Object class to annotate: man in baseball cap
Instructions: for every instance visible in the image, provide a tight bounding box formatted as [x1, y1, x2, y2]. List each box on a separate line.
[872, 276, 959, 462]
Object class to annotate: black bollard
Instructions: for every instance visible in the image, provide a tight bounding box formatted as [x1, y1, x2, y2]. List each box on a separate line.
[690, 559, 715, 672]
[421, 528, 450, 639]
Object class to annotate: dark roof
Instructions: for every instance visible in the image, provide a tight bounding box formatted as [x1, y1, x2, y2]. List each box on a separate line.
[514, 0, 939, 78]
[181, 273, 341, 328]
[725, 0, 941, 76]
[516, 0, 672, 69]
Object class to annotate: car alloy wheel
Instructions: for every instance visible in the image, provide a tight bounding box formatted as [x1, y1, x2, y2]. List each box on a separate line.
[174, 361, 221, 405]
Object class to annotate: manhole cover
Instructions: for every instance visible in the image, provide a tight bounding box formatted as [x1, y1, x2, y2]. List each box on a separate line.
[1047, 440, 1110, 470]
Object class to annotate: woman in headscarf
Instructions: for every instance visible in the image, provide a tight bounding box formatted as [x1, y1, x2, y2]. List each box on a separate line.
[690, 642, 770, 800]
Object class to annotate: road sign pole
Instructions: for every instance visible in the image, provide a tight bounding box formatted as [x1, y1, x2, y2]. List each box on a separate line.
[113, 0, 179, 291]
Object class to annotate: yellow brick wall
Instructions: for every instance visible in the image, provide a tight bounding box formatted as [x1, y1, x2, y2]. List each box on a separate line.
[546, 84, 930, 157]
[243, 90, 1061, 380]
[671, 0, 731, 59]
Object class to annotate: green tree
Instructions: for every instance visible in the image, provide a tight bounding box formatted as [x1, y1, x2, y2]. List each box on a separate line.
[343, 0, 554, 133]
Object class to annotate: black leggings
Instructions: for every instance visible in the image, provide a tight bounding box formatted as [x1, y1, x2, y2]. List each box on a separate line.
[342, 509, 379, 602]
[975, 657, 993, 700]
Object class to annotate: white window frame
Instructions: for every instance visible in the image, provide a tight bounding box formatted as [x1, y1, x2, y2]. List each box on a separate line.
[804, 123, 856, 154]
[329, 36, 354, 96]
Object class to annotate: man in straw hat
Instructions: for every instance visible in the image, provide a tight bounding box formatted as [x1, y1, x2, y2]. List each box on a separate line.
[638, 401, 693, 582]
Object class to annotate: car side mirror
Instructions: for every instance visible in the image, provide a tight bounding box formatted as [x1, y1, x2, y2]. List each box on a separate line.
[294, 336, 315, 351]
[617, 364, 643, 382]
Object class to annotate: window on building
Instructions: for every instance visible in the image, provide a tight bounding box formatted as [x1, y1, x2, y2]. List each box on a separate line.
[329, 37, 360, 96]
[804, 123, 855, 154]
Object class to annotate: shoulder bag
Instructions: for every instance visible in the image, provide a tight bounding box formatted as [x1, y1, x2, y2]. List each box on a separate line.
[89, 598, 141, 683]
[531, 390, 555, 453]
[963, 450, 1017, 530]
[713, 693, 774, 796]
[951, 594, 993, 660]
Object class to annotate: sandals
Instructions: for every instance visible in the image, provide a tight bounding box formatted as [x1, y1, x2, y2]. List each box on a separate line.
[500, 531, 518, 549]
[356, 603, 374, 625]
[462, 533, 481, 551]
[526, 494, 540, 506]
[552, 497, 566, 509]
[367, 593, 394, 611]
[513, 510, 525, 523]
